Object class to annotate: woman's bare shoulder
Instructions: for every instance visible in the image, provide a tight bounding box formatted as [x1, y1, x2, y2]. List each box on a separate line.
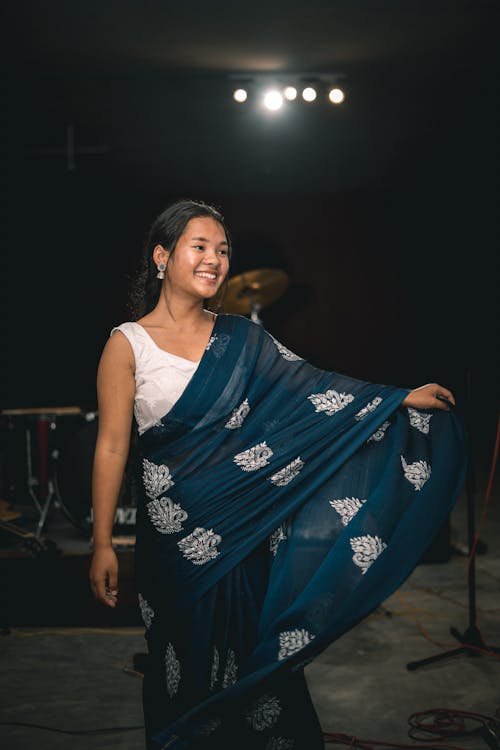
[100, 328, 135, 371]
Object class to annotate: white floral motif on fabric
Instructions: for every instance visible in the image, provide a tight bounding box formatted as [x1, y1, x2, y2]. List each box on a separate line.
[268, 334, 303, 362]
[401, 455, 431, 491]
[234, 441, 273, 472]
[408, 408, 432, 434]
[177, 527, 222, 565]
[266, 738, 295, 750]
[308, 389, 354, 416]
[245, 694, 282, 731]
[350, 535, 387, 574]
[142, 458, 174, 500]
[278, 628, 315, 661]
[147, 497, 188, 534]
[270, 525, 287, 556]
[210, 333, 231, 359]
[368, 420, 391, 442]
[205, 334, 217, 351]
[225, 398, 250, 429]
[329, 497, 366, 526]
[209, 646, 219, 690]
[355, 396, 383, 421]
[165, 642, 180, 697]
[269, 457, 304, 487]
[138, 593, 154, 629]
[222, 648, 238, 688]
[136, 394, 161, 412]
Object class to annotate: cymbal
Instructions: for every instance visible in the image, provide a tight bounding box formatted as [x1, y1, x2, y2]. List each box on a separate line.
[222, 268, 289, 314]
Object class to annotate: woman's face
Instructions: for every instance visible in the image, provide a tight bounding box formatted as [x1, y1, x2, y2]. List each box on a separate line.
[160, 216, 230, 301]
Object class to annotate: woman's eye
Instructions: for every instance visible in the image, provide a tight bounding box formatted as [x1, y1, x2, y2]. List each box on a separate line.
[219, 249, 228, 256]
[194, 245, 204, 251]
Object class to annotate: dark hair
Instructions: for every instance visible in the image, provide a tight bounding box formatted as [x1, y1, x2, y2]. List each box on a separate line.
[127, 198, 232, 319]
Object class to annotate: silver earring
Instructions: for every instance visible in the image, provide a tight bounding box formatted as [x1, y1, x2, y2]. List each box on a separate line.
[156, 262, 166, 280]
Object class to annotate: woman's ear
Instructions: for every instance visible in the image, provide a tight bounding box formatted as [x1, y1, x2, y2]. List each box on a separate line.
[152, 244, 170, 265]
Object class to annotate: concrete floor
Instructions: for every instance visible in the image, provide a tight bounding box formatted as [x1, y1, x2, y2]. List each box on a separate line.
[1, 459, 499, 750]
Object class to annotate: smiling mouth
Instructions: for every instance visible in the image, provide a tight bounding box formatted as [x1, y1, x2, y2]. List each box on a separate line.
[195, 271, 218, 281]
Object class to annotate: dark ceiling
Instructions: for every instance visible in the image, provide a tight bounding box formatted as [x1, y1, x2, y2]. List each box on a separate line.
[3, 0, 499, 193]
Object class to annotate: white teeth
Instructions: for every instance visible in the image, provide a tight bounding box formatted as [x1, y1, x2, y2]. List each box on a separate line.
[196, 272, 217, 280]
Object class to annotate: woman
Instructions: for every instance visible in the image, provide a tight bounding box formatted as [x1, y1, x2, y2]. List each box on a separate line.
[89, 199, 466, 750]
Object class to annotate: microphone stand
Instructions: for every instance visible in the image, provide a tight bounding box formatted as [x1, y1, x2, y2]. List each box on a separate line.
[406, 369, 500, 670]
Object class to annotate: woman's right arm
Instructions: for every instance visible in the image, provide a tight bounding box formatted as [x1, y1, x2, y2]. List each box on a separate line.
[89, 331, 135, 608]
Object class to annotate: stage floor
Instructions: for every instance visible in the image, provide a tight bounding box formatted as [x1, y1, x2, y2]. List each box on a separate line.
[1, 459, 499, 750]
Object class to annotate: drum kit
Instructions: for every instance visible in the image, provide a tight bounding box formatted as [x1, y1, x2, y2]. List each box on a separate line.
[0, 268, 289, 553]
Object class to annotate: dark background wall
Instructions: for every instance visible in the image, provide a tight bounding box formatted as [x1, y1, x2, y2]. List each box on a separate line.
[1, 3, 499, 465]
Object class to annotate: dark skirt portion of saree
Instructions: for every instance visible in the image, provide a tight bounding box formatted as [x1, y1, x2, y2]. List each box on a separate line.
[133, 314, 467, 750]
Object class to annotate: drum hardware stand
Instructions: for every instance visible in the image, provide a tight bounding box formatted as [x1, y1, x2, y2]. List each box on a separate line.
[1, 407, 83, 539]
[25, 425, 42, 515]
[27, 414, 59, 538]
[238, 284, 263, 324]
[406, 373, 500, 670]
[250, 301, 262, 325]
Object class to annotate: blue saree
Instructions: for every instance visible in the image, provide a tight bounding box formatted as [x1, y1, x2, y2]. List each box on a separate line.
[134, 313, 467, 750]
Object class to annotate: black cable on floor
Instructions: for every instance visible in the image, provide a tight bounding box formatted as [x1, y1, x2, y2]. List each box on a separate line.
[0, 720, 143, 735]
[2, 706, 499, 747]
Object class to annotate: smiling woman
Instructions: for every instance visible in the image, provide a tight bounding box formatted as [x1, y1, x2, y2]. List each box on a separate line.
[89, 198, 466, 750]
[128, 200, 232, 325]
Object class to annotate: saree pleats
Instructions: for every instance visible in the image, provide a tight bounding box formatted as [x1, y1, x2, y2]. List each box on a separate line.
[133, 314, 467, 749]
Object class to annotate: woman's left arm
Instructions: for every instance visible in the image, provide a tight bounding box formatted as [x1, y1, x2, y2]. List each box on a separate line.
[402, 382, 456, 411]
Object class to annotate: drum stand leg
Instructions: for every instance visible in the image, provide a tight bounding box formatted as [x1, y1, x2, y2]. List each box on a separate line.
[25, 417, 59, 538]
[36, 478, 56, 538]
[25, 427, 42, 515]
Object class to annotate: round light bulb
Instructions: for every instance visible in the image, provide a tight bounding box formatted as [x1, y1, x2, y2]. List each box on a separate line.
[328, 87, 345, 104]
[284, 86, 297, 101]
[302, 87, 317, 102]
[263, 90, 284, 111]
[233, 88, 248, 103]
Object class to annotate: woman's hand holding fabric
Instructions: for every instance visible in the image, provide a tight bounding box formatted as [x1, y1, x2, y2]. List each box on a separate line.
[402, 383, 456, 411]
[89, 546, 119, 607]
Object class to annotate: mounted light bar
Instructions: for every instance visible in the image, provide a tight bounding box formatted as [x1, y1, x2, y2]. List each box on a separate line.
[229, 72, 347, 111]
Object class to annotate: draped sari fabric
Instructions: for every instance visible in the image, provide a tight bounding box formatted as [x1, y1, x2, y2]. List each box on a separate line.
[134, 313, 467, 750]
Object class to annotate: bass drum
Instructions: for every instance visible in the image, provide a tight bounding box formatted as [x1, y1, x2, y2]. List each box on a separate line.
[55, 416, 137, 536]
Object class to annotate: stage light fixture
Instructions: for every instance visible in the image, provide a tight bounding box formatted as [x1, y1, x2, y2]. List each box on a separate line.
[263, 90, 283, 111]
[229, 72, 346, 110]
[233, 88, 248, 103]
[302, 87, 317, 102]
[328, 87, 345, 104]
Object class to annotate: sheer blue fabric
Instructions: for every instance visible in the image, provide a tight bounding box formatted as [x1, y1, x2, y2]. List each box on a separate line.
[134, 313, 467, 749]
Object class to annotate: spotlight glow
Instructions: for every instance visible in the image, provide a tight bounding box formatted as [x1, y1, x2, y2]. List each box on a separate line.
[233, 88, 248, 103]
[328, 87, 345, 104]
[302, 87, 317, 102]
[263, 89, 283, 111]
[284, 86, 297, 101]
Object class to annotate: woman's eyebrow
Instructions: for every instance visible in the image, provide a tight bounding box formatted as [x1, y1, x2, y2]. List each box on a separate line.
[191, 235, 228, 246]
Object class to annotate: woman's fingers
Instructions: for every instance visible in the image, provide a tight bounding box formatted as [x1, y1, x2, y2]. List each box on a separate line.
[89, 552, 119, 607]
[432, 384, 456, 410]
[404, 383, 456, 410]
[433, 395, 451, 411]
[105, 569, 119, 608]
[436, 386, 456, 406]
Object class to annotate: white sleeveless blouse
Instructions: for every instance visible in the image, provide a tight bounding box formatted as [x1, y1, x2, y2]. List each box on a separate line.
[110, 322, 199, 434]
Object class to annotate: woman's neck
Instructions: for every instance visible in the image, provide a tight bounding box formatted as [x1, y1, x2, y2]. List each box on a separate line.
[145, 294, 213, 330]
